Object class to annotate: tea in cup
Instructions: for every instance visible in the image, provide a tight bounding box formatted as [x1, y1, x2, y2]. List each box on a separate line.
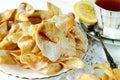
[93, 0, 120, 39]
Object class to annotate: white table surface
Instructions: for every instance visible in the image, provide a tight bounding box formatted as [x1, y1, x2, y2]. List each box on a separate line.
[0, 0, 120, 80]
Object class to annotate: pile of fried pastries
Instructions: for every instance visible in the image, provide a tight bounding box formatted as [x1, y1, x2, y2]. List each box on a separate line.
[0, 2, 88, 75]
[78, 63, 120, 80]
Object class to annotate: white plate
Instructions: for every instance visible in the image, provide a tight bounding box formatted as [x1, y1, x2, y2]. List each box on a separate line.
[0, 65, 70, 79]
[80, 21, 120, 45]
[0, 0, 84, 79]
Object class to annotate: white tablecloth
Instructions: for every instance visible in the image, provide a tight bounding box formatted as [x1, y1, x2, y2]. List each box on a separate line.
[0, 0, 120, 80]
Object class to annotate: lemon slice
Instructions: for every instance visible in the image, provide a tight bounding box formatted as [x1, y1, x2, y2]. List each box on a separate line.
[74, 1, 97, 25]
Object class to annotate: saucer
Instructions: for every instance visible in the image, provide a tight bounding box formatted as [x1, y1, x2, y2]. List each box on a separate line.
[79, 21, 120, 45]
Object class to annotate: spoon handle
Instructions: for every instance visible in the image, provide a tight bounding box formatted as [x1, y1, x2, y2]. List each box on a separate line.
[98, 34, 118, 69]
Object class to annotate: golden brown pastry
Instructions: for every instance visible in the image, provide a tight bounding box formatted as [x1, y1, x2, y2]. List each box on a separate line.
[78, 74, 100, 80]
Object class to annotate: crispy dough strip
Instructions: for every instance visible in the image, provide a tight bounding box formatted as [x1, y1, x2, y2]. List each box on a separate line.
[47, 2, 61, 16]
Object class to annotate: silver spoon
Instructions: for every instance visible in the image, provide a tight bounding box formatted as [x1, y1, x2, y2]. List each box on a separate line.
[80, 21, 118, 69]
[96, 32, 117, 69]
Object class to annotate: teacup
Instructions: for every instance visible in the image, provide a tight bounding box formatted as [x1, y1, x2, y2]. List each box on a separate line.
[92, 0, 120, 39]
